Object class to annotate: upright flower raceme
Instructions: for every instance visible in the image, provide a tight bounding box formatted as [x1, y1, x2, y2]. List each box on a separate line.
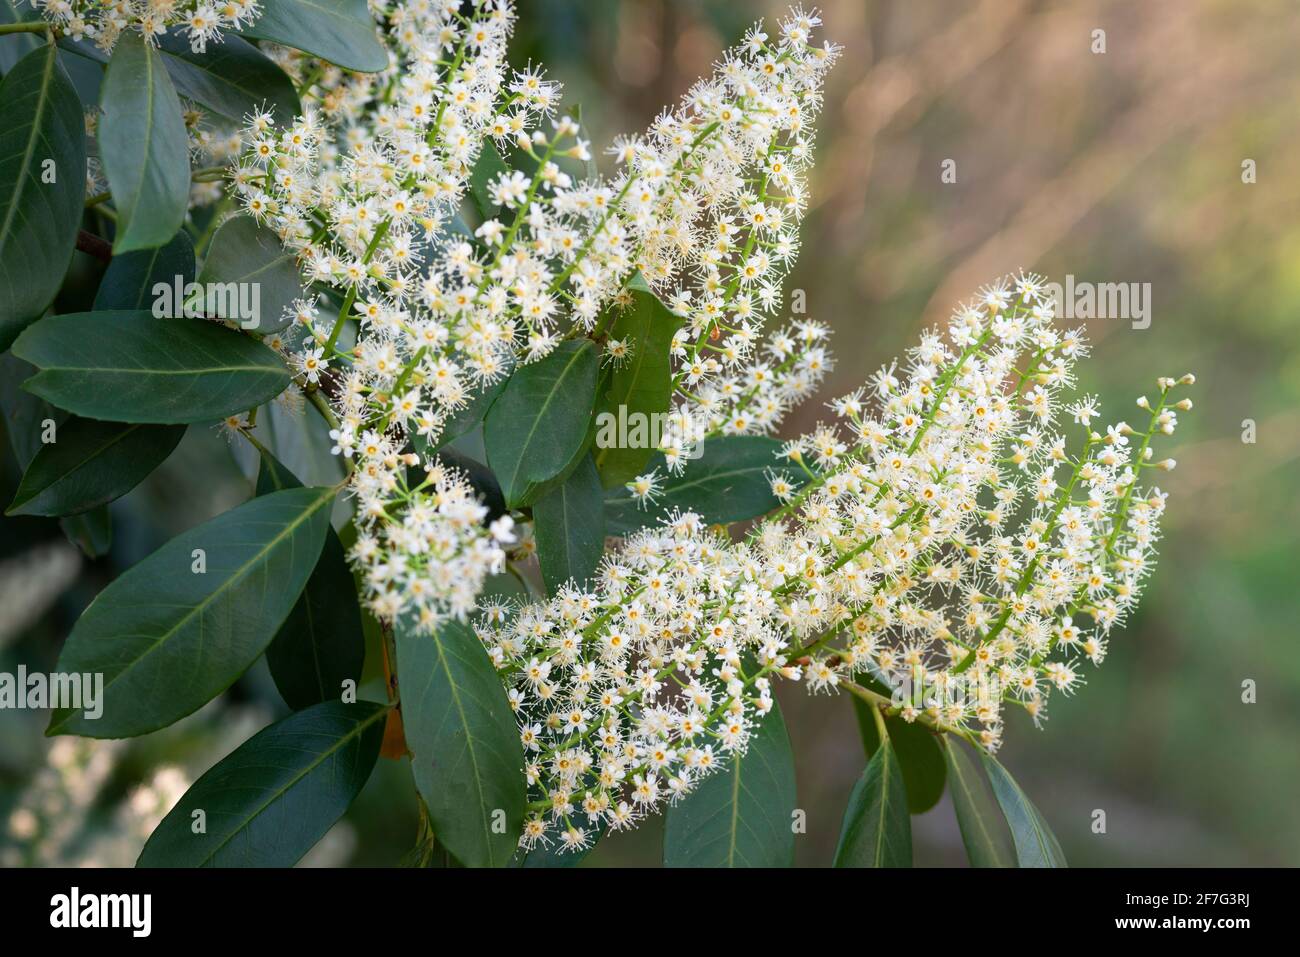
[473, 275, 1193, 851]
[229, 1, 840, 628]
[216, 5, 1191, 854]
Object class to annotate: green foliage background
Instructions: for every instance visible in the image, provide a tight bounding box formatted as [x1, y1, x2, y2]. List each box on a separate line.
[2, 0, 1297, 867]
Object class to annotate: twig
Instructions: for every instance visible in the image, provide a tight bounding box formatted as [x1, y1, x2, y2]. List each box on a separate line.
[75, 230, 112, 263]
[0, 21, 49, 35]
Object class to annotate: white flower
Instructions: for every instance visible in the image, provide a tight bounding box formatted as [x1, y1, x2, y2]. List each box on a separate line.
[489, 515, 516, 544]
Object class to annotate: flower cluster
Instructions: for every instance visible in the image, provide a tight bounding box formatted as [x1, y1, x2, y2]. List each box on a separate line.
[27, 0, 261, 54]
[228, 0, 839, 629]
[643, 9, 840, 463]
[209, 1, 1190, 853]
[473, 274, 1192, 851]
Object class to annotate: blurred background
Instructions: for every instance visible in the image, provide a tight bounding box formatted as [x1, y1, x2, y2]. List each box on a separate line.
[3, 0, 1298, 867]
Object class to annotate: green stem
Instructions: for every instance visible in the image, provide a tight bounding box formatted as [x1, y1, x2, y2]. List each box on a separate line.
[0, 21, 48, 35]
[191, 166, 228, 183]
[842, 680, 972, 740]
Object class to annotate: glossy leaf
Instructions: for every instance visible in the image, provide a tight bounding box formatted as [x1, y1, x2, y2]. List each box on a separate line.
[6, 417, 184, 517]
[0, 42, 86, 351]
[47, 485, 336, 737]
[93, 230, 195, 311]
[982, 753, 1068, 868]
[394, 616, 525, 868]
[833, 737, 912, 868]
[251, 394, 346, 488]
[1, 354, 113, 556]
[664, 699, 797, 868]
[533, 454, 605, 595]
[940, 737, 1015, 867]
[99, 33, 189, 252]
[0, 1, 41, 75]
[593, 275, 683, 488]
[604, 435, 802, 535]
[242, 0, 389, 73]
[12, 311, 290, 424]
[484, 340, 599, 508]
[1, 354, 60, 469]
[851, 691, 946, 814]
[510, 416, 599, 508]
[256, 452, 365, 711]
[52, 35, 109, 67]
[57, 43, 103, 103]
[60, 506, 112, 558]
[156, 31, 300, 125]
[137, 700, 386, 867]
[195, 214, 303, 333]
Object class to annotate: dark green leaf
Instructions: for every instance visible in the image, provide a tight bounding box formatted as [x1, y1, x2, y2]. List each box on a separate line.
[533, 454, 605, 596]
[57, 44, 104, 103]
[940, 737, 1015, 867]
[467, 140, 507, 219]
[484, 340, 599, 508]
[53, 35, 107, 66]
[242, 0, 388, 73]
[12, 310, 290, 424]
[250, 394, 345, 488]
[664, 698, 797, 867]
[99, 33, 189, 252]
[833, 736, 912, 867]
[593, 275, 683, 488]
[60, 506, 112, 558]
[604, 434, 802, 535]
[6, 417, 184, 516]
[981, 753, 1068, 867]
[256, 452, 365, 711]
[510, 413, 599, 508]
[137, 700, 386, 867]
[2, 354, 113, 556]
[49, 36, 113, 108]
[195, 214, 303, 333]
[394, 616, 524, 868]
[93, 230, 195, 311]
[47, 485, 336, 737]
[157, 30, 300, 125]
[0, 1, 42, 75]
[1, 354, 53, 467]
[851, 691, 946, 814]
[0, 42, 86, 351]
